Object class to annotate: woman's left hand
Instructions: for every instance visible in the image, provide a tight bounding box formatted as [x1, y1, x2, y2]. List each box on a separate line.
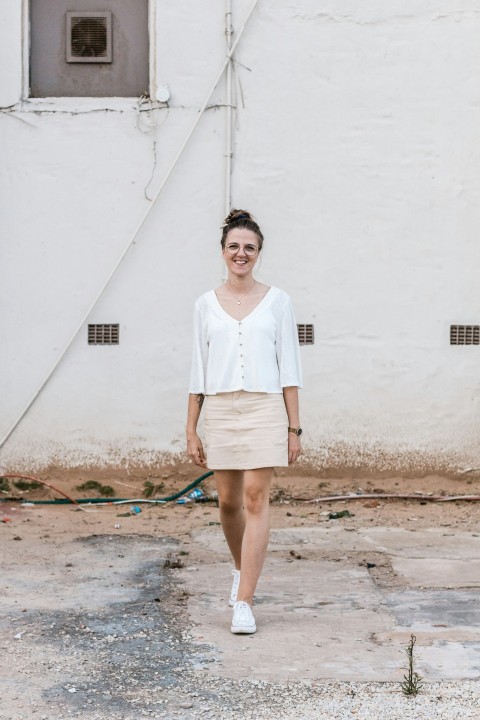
[288, 433, 302, 464]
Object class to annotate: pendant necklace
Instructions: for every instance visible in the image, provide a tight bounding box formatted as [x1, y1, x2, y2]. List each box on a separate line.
[225, 279, 256, 305]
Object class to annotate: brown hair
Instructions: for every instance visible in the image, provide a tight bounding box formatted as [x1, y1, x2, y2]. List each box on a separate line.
[220, 209, 264, 251]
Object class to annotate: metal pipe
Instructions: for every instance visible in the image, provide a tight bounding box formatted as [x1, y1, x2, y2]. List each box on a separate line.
[225, 0, 233, 217]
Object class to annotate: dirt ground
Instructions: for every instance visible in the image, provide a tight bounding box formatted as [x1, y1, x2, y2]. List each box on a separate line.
[1, 466, 480, 719]
[2, 464, 480, 537]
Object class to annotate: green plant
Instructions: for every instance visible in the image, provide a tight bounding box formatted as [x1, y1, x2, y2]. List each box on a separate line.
[143, 480, 165, 498]
[75, 480, 115, 497]
[401, 634, 423, 697]
[12, 480, 42, 491]
[0, 477, 11, 492]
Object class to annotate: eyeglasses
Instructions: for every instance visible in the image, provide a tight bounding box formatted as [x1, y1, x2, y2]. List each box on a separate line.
[225, 243, 259, 256]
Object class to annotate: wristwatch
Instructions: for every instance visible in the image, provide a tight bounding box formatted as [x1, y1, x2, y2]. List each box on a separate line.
[288, 426, 303, 436]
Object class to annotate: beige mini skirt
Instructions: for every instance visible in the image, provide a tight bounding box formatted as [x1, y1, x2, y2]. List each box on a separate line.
[203, 390, 288, 470]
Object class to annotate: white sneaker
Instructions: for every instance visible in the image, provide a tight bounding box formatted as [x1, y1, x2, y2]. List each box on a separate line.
[229, 569, 241, 607]
[231, 601, 256, 634]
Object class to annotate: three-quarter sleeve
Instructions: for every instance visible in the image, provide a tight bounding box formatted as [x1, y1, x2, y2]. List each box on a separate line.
[276, 297, 303, 388]
[188, 303, 208, 393]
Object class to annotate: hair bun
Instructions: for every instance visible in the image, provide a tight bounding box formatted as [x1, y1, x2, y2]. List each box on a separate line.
[224, 209, 253, 225]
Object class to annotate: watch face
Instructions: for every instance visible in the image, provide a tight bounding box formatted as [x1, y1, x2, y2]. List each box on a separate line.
[297, 428, 303, 436]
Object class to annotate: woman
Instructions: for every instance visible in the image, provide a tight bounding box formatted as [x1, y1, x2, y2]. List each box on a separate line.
[186, 209, 302, 634]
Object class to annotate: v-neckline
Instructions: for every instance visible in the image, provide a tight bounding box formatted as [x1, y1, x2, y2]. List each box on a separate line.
[212, 286, 274, 322]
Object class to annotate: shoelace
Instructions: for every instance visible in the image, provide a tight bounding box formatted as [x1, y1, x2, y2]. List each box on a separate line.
[234, 601, 252, 623]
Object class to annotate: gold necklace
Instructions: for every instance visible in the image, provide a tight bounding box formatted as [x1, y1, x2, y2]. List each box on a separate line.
[225, 280, 256, 305]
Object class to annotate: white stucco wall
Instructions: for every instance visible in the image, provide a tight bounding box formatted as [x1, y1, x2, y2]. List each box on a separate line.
[1, 0, 480, 474]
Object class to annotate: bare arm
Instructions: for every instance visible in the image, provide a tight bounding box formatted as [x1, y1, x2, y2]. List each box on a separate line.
[283, 386, 302, 464]
[186, 394, 207, 467]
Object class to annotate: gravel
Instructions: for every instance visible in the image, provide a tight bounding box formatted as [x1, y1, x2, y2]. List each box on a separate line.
[9, 675, 477, 720]
[129, 673, 480, 720]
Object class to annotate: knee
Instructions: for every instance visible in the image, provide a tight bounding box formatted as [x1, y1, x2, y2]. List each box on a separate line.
[219, 497, 242, 515]
[244, 487, 269, 516]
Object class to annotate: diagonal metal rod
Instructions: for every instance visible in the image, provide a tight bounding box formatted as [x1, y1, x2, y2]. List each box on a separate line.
[0, 0, 259, 452]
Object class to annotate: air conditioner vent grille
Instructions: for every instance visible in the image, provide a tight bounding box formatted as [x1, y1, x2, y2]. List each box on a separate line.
[88, 324, 119, 345]
[450, 325, 480, 345]
[297, 324, 314, 345]
[67, 12, 112, 63]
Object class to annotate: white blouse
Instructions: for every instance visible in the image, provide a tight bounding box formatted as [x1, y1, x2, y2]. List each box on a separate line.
[189, 287, 303, 395]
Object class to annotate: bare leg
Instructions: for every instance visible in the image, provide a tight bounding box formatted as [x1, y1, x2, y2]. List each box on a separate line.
[214, 470, 245, 570]
[237, 467, 273, 605]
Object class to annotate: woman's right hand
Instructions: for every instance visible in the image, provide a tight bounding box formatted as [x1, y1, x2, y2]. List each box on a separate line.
[187, 433, 207, 468]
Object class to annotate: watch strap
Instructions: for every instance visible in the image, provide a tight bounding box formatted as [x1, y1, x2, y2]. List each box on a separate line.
[288, 426, 302, 436]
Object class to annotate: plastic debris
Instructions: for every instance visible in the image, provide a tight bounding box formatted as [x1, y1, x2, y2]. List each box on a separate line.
[177, 488, 207, 504]
[129, 505, 142, 514]
[114, 523, 121, 529]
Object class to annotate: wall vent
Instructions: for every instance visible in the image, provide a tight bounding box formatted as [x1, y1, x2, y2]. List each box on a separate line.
[88, 324, 119, 345]
[66, 12, 113, 63]
[450, 325, 480, 345]
[297, 324, 314, 345]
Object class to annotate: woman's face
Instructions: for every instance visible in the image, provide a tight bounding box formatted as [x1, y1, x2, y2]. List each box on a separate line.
[222, 228, 260, 278]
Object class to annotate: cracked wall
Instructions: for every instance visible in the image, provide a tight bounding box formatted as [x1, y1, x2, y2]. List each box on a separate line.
[1, 1, 480, 475]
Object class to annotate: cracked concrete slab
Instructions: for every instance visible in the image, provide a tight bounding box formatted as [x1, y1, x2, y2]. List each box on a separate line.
[385, 589, 480, 629]
[416, 642, 480, 680]
[183, 526, 480, 682]
[182, 558, 404, 682]
[390, 558, 480, 588]
[192, 525, 480, 561]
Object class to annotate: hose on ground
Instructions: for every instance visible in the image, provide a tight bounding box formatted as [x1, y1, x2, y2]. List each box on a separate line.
[0, 471, 214, 505]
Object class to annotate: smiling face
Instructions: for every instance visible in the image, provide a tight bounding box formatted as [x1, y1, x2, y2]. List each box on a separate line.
[222, 228, 260, 279]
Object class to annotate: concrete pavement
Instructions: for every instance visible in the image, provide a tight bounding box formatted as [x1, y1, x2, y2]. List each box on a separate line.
[181, 525, 480, 682]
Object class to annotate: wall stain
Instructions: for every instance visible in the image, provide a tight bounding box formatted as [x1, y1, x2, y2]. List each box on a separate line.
[2, 441, 478, 480]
